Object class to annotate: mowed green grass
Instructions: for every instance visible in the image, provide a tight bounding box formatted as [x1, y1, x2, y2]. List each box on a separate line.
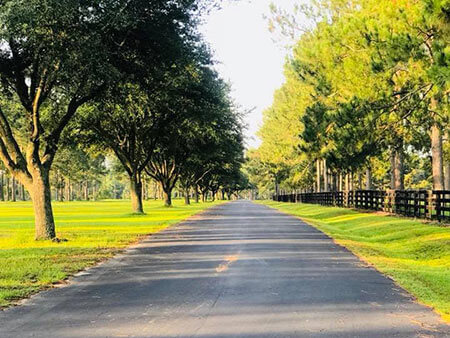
[259, 201, 450, 322]
[0, 199, 224, 307]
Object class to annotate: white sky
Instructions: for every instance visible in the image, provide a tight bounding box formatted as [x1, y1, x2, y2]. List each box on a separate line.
[201, 0, 299, 149]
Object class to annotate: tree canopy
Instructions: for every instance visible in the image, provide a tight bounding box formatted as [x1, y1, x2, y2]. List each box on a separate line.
[0, 0, 246, 239]
[249, 0, 449, 195]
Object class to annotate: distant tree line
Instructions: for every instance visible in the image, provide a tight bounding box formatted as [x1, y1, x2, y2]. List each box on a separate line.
[0, 0, 246, 240]
[247, 0, 449, 196]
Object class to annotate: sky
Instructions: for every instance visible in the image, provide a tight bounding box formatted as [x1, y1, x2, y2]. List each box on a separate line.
[200, 0, 298, 149]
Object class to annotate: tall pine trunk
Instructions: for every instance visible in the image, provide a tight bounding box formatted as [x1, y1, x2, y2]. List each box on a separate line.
[390, 149, 396, 189]
[30, 169, 56, 240]
[365, 167, 372, 190]
[445, 131, 450, 190]
[390, 145, 404, 190]
[316, 159, 321, 192]
[445, 161, 450, 190]
[444, 161, 450, 190]
[129, 172, 144, 214]
[394, 148, 404, 190]
[430, 123, 444, 190]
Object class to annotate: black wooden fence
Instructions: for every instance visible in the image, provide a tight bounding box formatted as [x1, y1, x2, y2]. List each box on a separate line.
[273, 190, 450, 222]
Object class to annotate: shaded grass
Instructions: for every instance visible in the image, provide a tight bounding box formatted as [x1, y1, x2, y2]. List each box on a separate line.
[0, 199, 223, 307]
[258, 201, 450, 322]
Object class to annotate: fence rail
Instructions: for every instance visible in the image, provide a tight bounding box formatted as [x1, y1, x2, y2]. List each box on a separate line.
[273, 190, 450, 222]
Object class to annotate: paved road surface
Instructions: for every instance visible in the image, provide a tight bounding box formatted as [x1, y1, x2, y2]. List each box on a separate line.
[0, 201, 449, 337]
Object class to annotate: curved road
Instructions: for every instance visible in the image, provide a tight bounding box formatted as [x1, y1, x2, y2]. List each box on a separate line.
[0, 201, 448, 337]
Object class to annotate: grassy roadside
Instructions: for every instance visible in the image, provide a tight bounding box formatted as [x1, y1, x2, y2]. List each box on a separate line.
[258, 200, 450, 322]
[0, 199, 224, 308]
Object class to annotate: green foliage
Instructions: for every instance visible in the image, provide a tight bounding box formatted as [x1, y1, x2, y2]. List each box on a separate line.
[254, 0, 449, 191]
[0, 0, 246, 227]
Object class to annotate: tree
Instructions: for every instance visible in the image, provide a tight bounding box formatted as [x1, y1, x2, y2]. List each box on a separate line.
[80, 0, 215, 213]
[0, 0, 135, 239]
[81, 84, 160, 213]
[146, 67, 245, 207]
[255, 0, 449, 194]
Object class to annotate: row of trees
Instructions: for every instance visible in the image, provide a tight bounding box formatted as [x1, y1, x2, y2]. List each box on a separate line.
[1, 149, 243, 203]
[0, 0, 246, 240]
[248, 0, 449, 196]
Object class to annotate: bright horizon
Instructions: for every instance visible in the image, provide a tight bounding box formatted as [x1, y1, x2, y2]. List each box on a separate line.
[201, 0, 299, 149]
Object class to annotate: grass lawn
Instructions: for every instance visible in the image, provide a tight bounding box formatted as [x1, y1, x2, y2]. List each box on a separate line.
[0, 199, 224, 308]
[258, 201, 450, 322]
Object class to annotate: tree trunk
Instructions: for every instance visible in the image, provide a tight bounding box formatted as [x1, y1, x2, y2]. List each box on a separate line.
[366, 167, 372, 190]
[142, 176, 147, 200]
[5, 177, 10, 200]
[0, 172, 3, 201]
[194, 185, 199, 203]
[358, 172, 362, 190]
[30, 169, 56, 240]
[445, 131, 449, 190]
[430, 122, 444, 190]
[184, 189, 190, 205]
[92, 181, 95, 200]
[65, 178, 71, 201]
[323, 159, 328, 192]
[163, 189, 172, 207]
[59, 181, 64, 202]
[11, 177, 16, 202]
[394, 147, 404, 190]
[390, 148, 396, 189]
[19, 182, 23, 200]
[275, 178, 279, 198]
[129, 172, 144, 214]
[316, 159, 321, 192]
[445, 161, 450, 190]
[84, 181, 89, 200]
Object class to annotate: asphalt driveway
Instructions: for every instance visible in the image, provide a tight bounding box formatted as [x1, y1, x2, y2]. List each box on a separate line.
[0, 201, 448, 337]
